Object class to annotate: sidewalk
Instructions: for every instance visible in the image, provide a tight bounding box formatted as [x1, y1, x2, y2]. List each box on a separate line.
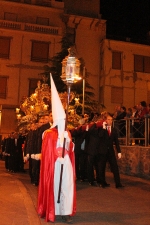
[0, 159, 150, 225]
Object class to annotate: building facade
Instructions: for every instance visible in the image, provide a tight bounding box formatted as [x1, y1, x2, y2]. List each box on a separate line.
[0, 0, 150, 138]
[100, 39, 150, 113]
[0, 0, 105, 137]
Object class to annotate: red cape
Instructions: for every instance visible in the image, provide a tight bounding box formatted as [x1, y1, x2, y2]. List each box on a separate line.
[37, 127, 76, 222]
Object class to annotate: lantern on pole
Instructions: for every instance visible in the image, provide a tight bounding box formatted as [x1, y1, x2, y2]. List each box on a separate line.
[60, 46, 81, 129]
[57, 47, 81, 203]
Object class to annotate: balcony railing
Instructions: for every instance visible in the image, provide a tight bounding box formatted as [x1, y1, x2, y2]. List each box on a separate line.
[113, 117, 150, 146]
[0, 19, 61, 35]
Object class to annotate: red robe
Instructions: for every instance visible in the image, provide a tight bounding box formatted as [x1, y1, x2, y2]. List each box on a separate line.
[37, 127, 76, 222]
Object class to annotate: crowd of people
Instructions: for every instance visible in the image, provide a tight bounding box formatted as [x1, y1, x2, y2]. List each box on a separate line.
[1, 100, 150, 184]
[79, 100, 150, 146]
[1, 98, 150, 223]
[1, 132, 25, 173]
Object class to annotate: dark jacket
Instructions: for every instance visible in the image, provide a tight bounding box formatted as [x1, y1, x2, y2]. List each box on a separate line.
[36, 123, 51, 154]
[71, 126, 87, 154]
[98, 127, 121, 155]
[86, 123, 100, 156]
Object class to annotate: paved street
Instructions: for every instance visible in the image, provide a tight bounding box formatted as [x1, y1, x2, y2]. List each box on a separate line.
[0, 159, 150, 225]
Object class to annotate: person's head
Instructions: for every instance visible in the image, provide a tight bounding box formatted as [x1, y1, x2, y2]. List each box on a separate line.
[127, 108, 132, 114]
[101, 111, 108, 120]
[132, 106, 137, 112]
[13, 132, 19, 139]
[30, 122, 36, 131]
[38, 117, 44, 127]
[121, 106, 126, 112]
[106, 115, 113, 126]
[140, 101, 147, 109]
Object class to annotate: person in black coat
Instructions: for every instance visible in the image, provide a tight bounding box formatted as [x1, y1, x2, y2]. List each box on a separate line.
[8, 132, 24, 173]
[97, 115, 124, 188]
[71, 125, 87, 181]
[36, 112, 53, 155]
[85, 122, 101, 186]
[115, 106, 127, 138]
[24, 122, 37, 182]
[31, 113, 53, 186]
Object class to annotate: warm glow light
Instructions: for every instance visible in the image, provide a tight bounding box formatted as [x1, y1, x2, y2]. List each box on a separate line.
[75, 97, 80, 104]
[30, 105, 34, 111]
[17, 114, 21, 120]
[16, 108, 20, 114]
[61, 47, 81, 84]
[43, 104, 48, 110]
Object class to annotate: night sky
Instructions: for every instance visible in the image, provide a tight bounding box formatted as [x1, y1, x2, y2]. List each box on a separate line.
[100, 0, 150, 40]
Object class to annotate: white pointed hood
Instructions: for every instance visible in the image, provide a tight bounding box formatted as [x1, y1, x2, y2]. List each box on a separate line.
[50, 74, 66, 145]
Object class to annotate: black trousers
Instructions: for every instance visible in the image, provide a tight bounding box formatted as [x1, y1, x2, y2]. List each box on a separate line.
[97, 151, 121, 186]
[75, 152, 87, 180]
[32, 159, 40, 185]
[87, 154, 98, 183]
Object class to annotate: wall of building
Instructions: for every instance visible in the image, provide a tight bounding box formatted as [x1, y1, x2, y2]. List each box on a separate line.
[117, 146, 150, 180]
[65, 14, 106, 103]
[0, 1, 64, 136]
[100, 39, 150, 113]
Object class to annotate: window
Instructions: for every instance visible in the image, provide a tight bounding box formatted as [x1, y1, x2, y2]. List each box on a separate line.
[31, 41, 49, 62]
[36, 17, 49, 26]
[144, 56, 150, 73]
[28, 79, 41, 96]
[134, 55, 150, 73]
[66, 27, 75, 44]
[111, 87, 123, 104]
[0, 37, 11, 59]
[112, 51, 121, 70]
[0, 77, 7, 99]
[4, 12, 17, 21]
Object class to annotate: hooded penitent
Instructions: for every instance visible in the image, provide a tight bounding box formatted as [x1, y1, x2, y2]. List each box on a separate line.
[50, 74, 66, 146]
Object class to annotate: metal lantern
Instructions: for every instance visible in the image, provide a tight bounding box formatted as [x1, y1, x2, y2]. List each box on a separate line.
[61, 47, 81, 84]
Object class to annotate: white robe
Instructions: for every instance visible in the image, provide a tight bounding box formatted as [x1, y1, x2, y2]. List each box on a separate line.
[54, 154, 74, 215]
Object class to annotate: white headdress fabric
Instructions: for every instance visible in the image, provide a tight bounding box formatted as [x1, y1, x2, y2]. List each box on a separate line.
[50, 74, 66, 146]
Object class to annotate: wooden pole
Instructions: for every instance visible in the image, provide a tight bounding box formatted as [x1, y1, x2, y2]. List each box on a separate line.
[57, 84, 71, 203]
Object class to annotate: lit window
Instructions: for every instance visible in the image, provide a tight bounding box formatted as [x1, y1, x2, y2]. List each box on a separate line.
[111, 87, 123, 104]
[31, 41, 49, 63]
[112, 51, 121, 70]
[0, 77, 7, 99]
[0, 37, 11, 59]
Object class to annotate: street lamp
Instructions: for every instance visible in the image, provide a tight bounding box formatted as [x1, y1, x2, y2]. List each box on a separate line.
[57, 47, 81, 203]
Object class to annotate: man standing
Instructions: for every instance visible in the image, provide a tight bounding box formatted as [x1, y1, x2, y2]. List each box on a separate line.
[24, 122, 37, 183]
[97, 115, 124, 188]
[37, 75, 76, 223]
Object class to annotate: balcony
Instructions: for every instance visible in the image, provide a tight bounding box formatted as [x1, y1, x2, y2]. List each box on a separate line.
[113, 117, 150, 146]
[0, 19, 61, 35]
